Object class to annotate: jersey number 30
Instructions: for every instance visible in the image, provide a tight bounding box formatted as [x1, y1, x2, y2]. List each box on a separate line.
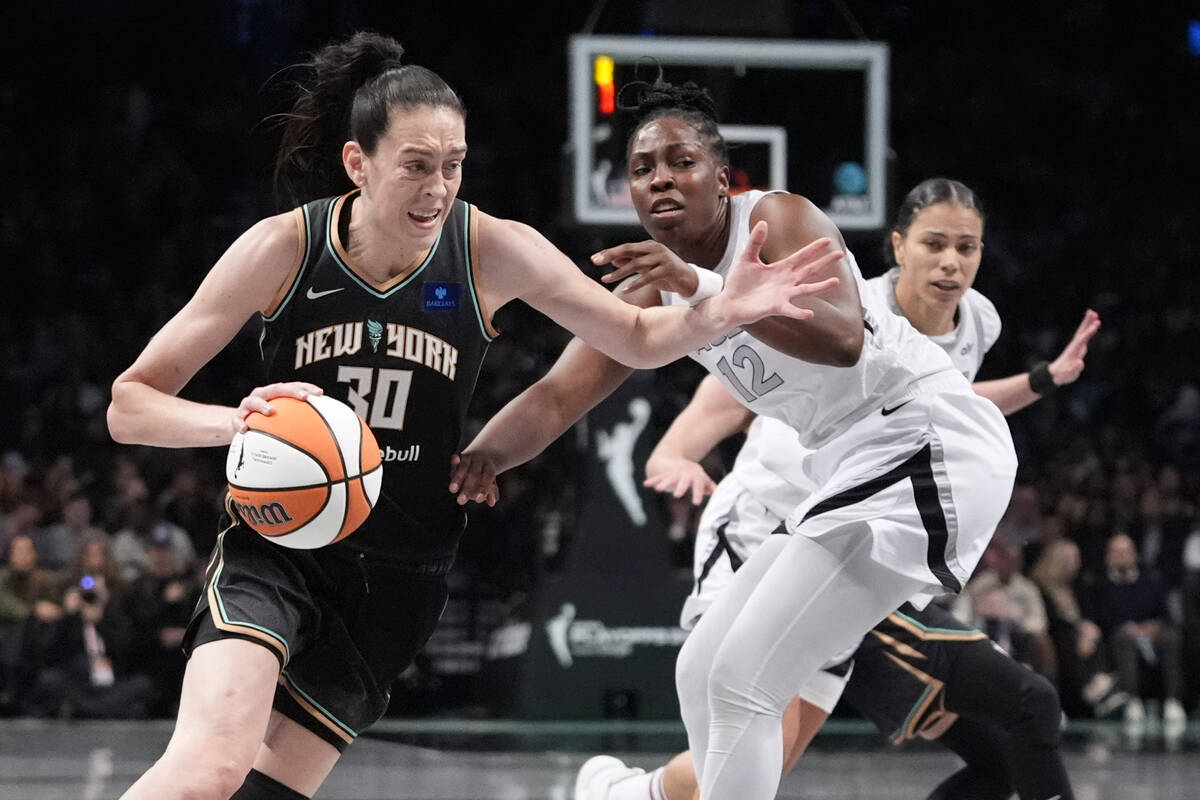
[337, 366, 412, 431]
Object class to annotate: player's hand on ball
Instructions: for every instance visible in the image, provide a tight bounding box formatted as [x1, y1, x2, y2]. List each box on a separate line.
[449, 452, 499, 506]
[233, 382, 324, 434]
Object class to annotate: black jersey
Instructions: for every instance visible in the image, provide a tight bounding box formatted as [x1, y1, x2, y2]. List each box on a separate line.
[259, 190, 495, 562]
[841, 602, 990, 745]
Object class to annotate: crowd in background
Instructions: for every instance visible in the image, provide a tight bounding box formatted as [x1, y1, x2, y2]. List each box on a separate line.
[2, 1, 1199, 733]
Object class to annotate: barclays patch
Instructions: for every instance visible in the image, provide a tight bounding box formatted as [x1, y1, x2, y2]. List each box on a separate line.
[423, 282, 461, 311]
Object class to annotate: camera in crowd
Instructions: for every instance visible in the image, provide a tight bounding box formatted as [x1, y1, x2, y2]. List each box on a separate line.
[79, 574, 99, 605]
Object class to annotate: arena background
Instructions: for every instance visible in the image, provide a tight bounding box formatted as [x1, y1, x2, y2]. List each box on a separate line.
[2, 0, 1200, 731]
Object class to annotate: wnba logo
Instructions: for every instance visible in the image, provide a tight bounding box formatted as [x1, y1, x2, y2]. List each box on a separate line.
[233, 500, 295, 527]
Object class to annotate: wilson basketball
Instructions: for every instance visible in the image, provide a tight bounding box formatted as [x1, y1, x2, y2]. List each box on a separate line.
[225, 395, 383, 549]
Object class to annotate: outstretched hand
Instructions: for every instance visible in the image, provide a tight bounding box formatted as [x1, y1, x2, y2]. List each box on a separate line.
[1048, 309, 1101, 387]
[449, 452, 500, 507]
[716, 221, 843, 326]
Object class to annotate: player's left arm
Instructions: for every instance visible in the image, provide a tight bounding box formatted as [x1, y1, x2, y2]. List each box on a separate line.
[742, 193, 865, 366]
[972, 309, 1100, 415]
[473, 211, 841, 370]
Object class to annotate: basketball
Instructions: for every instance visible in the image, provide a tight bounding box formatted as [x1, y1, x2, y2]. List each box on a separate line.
[225, 395, 383, 549]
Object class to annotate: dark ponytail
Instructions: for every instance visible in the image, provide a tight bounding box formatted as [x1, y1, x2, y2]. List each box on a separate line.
[883, 178, 984, 267]
[618, 64, 728, 167]
[273, 31, 465, 205]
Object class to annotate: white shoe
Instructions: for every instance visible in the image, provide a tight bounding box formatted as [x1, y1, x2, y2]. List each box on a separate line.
[574, 755, 645, 800]
[1164, 698, 1188, 740]
[1123, 697, 1146, 737]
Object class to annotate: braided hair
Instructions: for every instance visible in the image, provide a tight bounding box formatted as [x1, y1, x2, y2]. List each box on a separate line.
[618, 65, 728, 167]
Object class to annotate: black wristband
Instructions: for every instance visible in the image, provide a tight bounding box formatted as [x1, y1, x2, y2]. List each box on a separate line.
[1028, 361, 1056, 395]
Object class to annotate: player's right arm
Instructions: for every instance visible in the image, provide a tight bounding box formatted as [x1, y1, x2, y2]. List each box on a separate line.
[107, 212, 320, 448]
[643, 375, 755, 506]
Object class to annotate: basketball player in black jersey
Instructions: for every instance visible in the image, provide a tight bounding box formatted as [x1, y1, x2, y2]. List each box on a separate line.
[105, 31, 844, 800]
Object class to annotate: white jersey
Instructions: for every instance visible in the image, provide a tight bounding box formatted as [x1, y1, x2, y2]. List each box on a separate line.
[677, 191, 1015, 612]
[661, 191, 962, 452]
[734, 263, 1004, 505]
[860, 267, 1001, 383]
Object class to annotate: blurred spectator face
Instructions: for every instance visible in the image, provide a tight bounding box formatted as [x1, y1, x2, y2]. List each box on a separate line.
[1157, 464, 1180, 496]
[1041, 513, 1066, 543]
[146, 541, 177, 577]
[1047, 539, 1080, 582]
[80, 538, 108, 572]
[983, 538, 1022, 580]
[891, 201, 984, 311]
[8, 534, 37, 571]
[1105, 533, 1137, 575]
[1138, 486, 1162, 522]
[1112, 470, 1139, 502]
[63, 496, 93, 528]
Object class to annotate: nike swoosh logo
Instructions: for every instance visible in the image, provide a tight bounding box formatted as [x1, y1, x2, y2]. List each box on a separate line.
[306, 286, 344, 300]
[881, 399, 913, 416]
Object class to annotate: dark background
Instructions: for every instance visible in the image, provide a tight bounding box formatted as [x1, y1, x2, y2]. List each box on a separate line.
[2, 0, 1199, 718]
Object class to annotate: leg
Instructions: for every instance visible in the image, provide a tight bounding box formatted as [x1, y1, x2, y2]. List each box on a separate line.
[781, 697, 830, 774]
[120, 640, 281, 800]
[1153, 624, 1185, 702]
[700, 531, 926, 799]
[942, 640, 1074, 800]
[675, 535, 790, 782]
[230, 711, 341, 798]
[926, 717, 1012, 800]
[574, 695, 819, 800]
[1108, 624, 1142, 698]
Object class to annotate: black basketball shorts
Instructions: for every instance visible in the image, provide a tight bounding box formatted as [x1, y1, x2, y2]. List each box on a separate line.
[184, 511, 451, 751]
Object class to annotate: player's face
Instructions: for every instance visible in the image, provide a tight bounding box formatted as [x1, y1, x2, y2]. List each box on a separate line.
[354, 105, 467, 247]
[891, 202, 983, 310]
[627, 117, 730, 249]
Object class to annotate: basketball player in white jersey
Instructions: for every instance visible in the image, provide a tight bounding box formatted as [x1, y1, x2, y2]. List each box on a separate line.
[453, 74, 1019, 799]
[575, 179, 1097, 800]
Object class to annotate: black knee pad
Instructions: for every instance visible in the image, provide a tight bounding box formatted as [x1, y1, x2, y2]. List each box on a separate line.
[230, 768, 309, 800]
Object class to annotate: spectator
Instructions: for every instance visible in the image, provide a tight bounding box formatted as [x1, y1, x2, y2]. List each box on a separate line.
[953, 535, 1057, 681]
[62, 535, 126, 606]
[0, 500, 42, 556]
[1130, 480, 1193, 616]
[33, 493, 107, 570]
[15, 564, 151, 719]
[111, 499, 195, 584]
[1029, 537, 1111, 716]
[0, 450, 30, 515]
[0, 534, 61, 708]
[124, 526, 199, 717]
[1082, 531, 1187, 738]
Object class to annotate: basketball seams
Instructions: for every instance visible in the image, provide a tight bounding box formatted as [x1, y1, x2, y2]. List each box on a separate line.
[250, 485, 333, 537]
[305, 396, 351, 538]
[250, 412, 344, 483]
[230, 429, 331, 487]
[226, 396, 381, 548]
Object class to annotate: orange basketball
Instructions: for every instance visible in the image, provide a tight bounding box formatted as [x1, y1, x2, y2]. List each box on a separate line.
[225, 395, 383, 549]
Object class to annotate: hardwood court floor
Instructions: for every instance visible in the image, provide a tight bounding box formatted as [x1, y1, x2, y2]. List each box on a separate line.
[1, 718, 1196, 799]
